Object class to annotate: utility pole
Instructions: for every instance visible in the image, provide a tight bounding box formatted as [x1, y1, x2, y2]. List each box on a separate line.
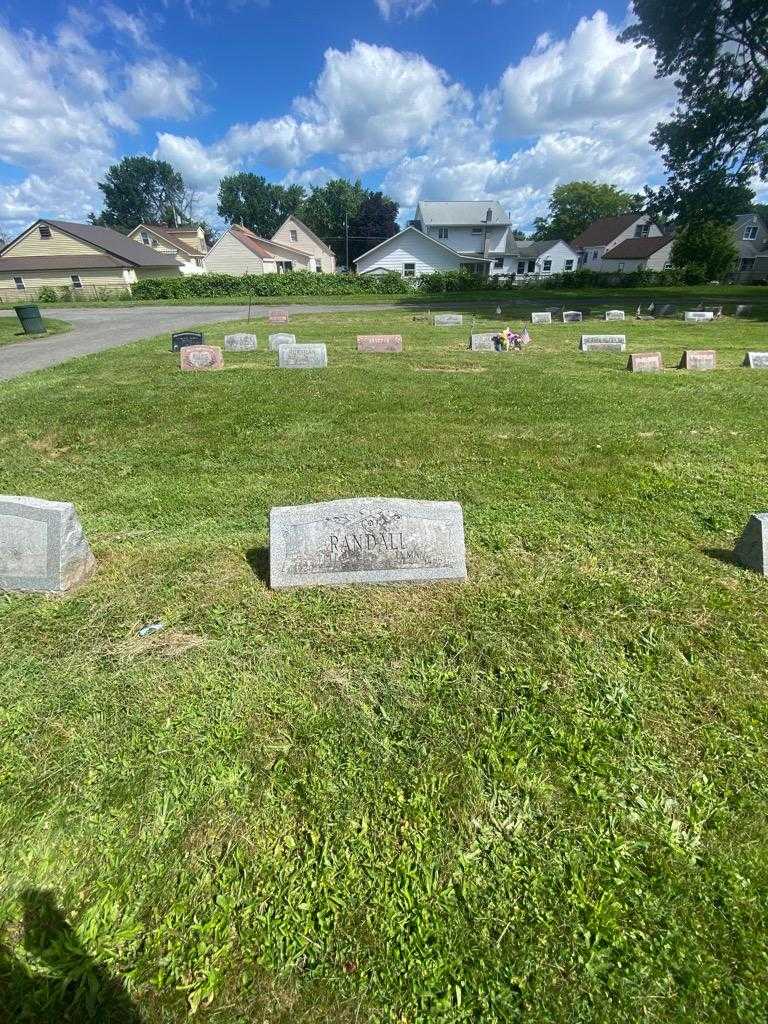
[344, 212, 350, 272]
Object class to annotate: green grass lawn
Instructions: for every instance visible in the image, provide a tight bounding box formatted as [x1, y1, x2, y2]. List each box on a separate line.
[1, 308, 768, 1022]
[0, 315, 71, 347]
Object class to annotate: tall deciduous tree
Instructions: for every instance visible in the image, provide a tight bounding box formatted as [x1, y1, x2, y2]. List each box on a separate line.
[298, 179, 366, 267]
[671, 221, 738, 281]
[217, 174, 305, 237]
[532, 182, 644, 241]
[89, 156, 190, 230]
[347, 192, 399, 265]
[621, 0, 767, 223]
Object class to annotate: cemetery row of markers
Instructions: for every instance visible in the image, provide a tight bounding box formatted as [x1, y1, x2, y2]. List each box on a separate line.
[170, 326, 768, 373]
[3, 308, 767, 596]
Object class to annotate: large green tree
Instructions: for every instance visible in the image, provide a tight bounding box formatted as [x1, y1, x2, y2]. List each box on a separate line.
[298, 180, 400, 266]
[347, 192, 399, 265]
[90, 156, 191, 230]
[217, 174, 305, 237]
[671, 221, 738, 281]
[532, 182, 644, 241]
[621, 0, 767, 223]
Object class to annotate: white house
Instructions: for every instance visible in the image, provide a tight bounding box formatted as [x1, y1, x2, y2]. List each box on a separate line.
[415, 200, 510, 262]
[271, 215, 336, 273]
[129, 223, 208, 274]
[572, 214, 664, 271]
[204, 225, 320, 275]
[487, 237, 578, 278]
[730, 213, 768, 282]
[354, 225, 489, 278]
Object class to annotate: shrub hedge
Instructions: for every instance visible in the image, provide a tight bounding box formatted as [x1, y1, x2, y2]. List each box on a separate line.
[541, 267, 688, 289]
[132, 270, 410, 300]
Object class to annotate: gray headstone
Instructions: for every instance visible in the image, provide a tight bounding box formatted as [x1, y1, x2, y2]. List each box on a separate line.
[678, 349, 716, 370]
[278, 343, 327, 368]
[531, 312, 551, 324]
[0, 495, 95, 593]
[269, 497, 467, 589]
[685, 311, 714, 322]
[224, 333, 258, 352]
[605, 309, 625, 321]
[580, 334, 626, 352]
[268, 333, 296, 351]
[469, 332, 498, 351]
[733, 513, 768, 576]
[563, 311, 583, 323]
[627, 351, 662, 373]
[743, 351, 768, 368]
[357, 335, 403, 353]
[734, 304, 752, 318]
[180, 345, 223, 371]
[171, 331, 203, 353]
[434, 313, 463, 326]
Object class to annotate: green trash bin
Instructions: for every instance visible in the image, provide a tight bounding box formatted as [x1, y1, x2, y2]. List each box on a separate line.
[14, 304, 46, 335]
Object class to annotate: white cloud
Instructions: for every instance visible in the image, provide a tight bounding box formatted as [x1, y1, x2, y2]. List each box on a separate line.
[375, 0, 434, 19]
[122, 60, 203, 119]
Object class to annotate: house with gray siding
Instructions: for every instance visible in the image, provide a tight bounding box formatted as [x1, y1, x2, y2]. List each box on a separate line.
[572, 214, 663, 271]
[730, 213, 768, 282]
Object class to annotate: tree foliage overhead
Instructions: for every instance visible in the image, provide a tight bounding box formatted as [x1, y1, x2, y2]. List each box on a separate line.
[621, 0, 767, 223]
[216, 174, 305, 238]
[532, 181, 644, 241]
[671, 220, 738, 281]
[89, 156, 193, 231]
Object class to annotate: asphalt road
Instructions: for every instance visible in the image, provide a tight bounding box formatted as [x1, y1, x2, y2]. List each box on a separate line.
[0, 303, 421, 381]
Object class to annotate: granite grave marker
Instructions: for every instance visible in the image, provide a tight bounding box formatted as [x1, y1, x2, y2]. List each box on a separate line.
[627, 351, 662, 373]
[224, 333, 258, 352]
[605, 309, 625, 321]
[268, 332, 296, 351]
[0, 495, 95, 593]
[279, 342, 327, 368]
[580, 334, 626, 352]
[684, 311, 714, 322]
[268, 311, 290, 324]
[743, 351, 768, 369]
[357, 335, 403, 353]
[733, 513, 768, 576]
[531, 312, 551, 325]
[269, 497, 467, 589]
[678, 349, 716, 370]
[469, 332, 499, 351]
[434, 313, 463, 326]
[180, 345, 224, 371]
[171, 331, 203, 353]
[563, 311, 583, 323]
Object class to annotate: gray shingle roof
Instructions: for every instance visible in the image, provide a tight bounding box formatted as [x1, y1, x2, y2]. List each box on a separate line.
[46, 221, 180, 267]
[602, 235, 673, 260]
[417, 201, 509, 226]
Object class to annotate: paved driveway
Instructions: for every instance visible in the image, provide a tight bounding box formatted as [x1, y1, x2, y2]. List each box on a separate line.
[0, 303, 420, 381]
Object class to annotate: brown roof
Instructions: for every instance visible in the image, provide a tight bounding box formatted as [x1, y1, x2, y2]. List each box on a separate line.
[571, 214, 644, 249]
[0, 220, 180, 267]
[0, 254, 125, 271]
[138, 224, 204, 257]
[602, 235, 674, 260]
[230, 226, 312, 260]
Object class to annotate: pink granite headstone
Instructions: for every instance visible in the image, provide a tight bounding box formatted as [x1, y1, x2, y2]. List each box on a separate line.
[180, 345, 224, 371]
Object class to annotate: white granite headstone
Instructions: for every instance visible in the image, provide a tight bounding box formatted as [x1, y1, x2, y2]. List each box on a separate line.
[743, 351, 768, 369]
[605, 310, 625, 321]
[734, 513, 768, 576]
[685, 311, 714, 322]
[268, 333, 296, 351]
[531, 312, 551, 325]
[278, 343, 327, 368]
[0, 495, 95, 593]
[224, 333, 258, 352]
[434, 314, 463, 326]
[580, 335, 626, 352]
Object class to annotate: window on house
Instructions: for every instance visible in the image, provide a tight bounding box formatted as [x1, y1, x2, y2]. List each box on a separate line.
[517, 260, 525, 274]
[634, 224, 650, 238]
[13, 276, 25, 289]
[740, 258, 756, 271]
[403, 262, 416, 277]
[565, 259, 574, 271]
[592, 251, 599, 260]
[471, 227, 482, 234]
[290, 230, 298, 242]
[527, 260, 535, 273]
[494, 257, 504, 269]
[743, 225, 758, 240]
[438, 227, 449, 239]
[70, 274, 83, 288]
[617, 263, 625, 272]
[140, 231, 150, 245]
[38, 225, 51, 239]
[543, 259, 552, 272]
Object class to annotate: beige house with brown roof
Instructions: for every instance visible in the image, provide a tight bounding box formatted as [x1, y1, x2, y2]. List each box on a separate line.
[129, 223, 208, 274]
[204, 224, 321, 275]
[0, 219, 181, 300]
[271, 215, 336, 273]
[572, 214, 663, 271]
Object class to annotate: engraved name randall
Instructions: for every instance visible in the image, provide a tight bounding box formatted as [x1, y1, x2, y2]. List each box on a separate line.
[269, 498, 467, 588]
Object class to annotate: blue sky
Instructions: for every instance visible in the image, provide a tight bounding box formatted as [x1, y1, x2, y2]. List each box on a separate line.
[0, 0, 681, 234]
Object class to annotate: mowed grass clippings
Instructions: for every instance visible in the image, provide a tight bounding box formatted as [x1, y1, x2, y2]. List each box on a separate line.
[1, 308, 768, 1023]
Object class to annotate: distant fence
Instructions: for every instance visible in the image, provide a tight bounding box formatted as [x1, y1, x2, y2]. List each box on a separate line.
[0, 284, 132, 304]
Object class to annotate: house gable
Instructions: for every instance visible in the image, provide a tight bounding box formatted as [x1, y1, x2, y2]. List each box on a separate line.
[2, 221, 104, 259]
[355, 226, 487, 277]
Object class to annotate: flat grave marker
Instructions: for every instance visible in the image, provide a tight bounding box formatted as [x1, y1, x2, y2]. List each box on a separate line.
[469, 332, 498, 351]
[268, 332, 296, 351]
[627, 351, 662, 373]
[685, 311, 714, 322]
[224, 333, 258, 352]
[268, 311, 290, 324]
[605, 309, 625, 321]
[563, 311, 583, 323]
[531, 312, 551, 325]
[678, 349, 716, 371]
[279, 342, 327, 369]
[580, 334, 626, 352]
[180, 345, 224, 371]
[434, 313, 463, 326]
[734, 513, 768, 576]
[269, 497, 467, 589]
[357, 334, 403, 353]
[743, 351, 768, 369]
[0, 495, 95, 593]
[171, 331, 203, 353]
